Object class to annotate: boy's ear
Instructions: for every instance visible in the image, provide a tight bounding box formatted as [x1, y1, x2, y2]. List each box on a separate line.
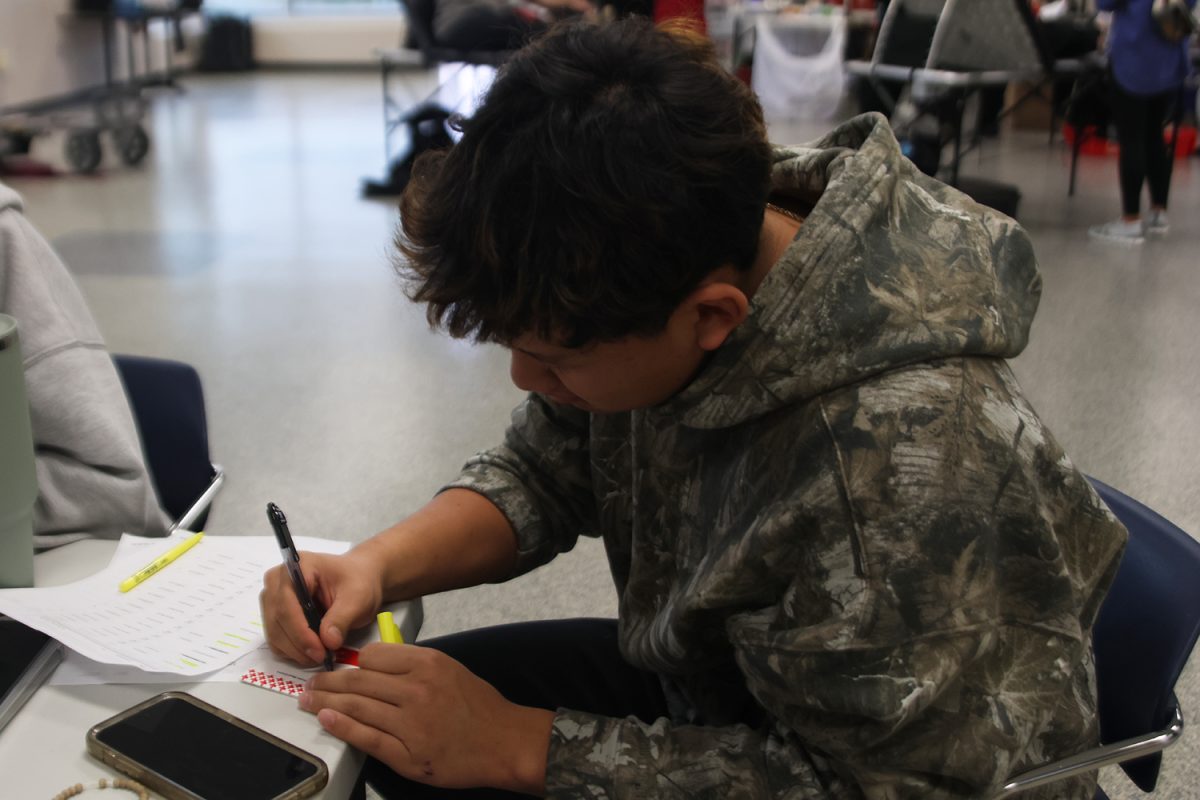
[688, 281, 750, 352]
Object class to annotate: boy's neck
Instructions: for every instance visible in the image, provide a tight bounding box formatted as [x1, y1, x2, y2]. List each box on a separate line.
[740, 205, 802, 299]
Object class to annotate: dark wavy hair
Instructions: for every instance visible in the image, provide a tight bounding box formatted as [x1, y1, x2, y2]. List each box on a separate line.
[395, 17, 772, 348]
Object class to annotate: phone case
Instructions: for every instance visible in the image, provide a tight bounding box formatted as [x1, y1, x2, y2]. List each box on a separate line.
[85, 691, 328, 800]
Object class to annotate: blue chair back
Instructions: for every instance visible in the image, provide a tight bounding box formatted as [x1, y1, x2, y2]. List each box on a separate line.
[1089, 477, 1200, 792]
[113, 355, 216, 529]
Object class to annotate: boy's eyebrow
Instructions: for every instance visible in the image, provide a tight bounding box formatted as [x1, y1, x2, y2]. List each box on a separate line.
[514, 346, 566, 363]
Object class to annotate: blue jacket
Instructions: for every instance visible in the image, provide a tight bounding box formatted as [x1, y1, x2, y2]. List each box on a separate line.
[1097, 0, 1195, 95]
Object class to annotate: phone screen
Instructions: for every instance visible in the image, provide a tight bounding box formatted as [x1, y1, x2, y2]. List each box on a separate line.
[93, 695, 321, 799]
[0, 618, 61, 733]
[0, 618, 52, 690]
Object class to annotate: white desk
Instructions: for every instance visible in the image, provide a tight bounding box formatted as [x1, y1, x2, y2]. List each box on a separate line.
[0, 539, 423, 800]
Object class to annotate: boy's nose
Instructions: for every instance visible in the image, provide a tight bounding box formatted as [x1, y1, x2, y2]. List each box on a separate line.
[509, 351, 560, 395]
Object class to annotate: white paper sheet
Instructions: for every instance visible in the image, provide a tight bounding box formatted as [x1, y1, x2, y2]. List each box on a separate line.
[0, 533, 349, 677]
[49, 642, 326, 686]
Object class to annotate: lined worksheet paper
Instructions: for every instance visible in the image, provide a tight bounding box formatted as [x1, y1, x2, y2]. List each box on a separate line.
[0, 534, 348, 676]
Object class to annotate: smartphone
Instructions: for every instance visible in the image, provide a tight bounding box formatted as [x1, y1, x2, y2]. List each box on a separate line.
[0, 617, 63, 733]
[86, 691, 328, 800]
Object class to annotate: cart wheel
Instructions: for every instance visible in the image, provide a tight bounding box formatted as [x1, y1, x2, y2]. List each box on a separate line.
[113, 125, 150, 166]
[64, 130, 103, 173]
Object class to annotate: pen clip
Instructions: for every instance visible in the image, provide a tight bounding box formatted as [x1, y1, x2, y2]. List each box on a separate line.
[267, 502, 301, 565]
[267, 502, 287, 526]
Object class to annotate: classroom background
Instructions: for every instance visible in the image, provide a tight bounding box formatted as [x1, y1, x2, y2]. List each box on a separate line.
[1, 2, 1198, 798]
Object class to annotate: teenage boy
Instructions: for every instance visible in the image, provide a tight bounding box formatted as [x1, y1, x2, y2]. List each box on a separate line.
[261, 18, 1127, 799]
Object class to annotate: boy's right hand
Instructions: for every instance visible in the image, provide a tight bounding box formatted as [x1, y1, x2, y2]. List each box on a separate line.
[260, 550, 385, 666]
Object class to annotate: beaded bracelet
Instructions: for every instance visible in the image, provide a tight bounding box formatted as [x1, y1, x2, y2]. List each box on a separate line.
[51, 778, 150, 800]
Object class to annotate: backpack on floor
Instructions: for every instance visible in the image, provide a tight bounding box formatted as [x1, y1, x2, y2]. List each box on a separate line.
[364, 103, 455, 197]
[198, 15, 254, 72]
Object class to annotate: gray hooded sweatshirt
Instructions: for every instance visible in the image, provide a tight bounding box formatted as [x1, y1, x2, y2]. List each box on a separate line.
[445, 114, 1127, 798]
[0, 182, 169, 548]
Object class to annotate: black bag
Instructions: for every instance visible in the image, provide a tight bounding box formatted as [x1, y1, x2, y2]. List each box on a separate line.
[198, 15, 254, 72]
[956, 176, 1022, 219]
[901, 133, 943, 177]
[363, 103, 455, 197]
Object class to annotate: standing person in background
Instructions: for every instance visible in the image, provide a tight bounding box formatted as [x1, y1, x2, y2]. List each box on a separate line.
[1089, 0, 1196, 244]
[0, 181, 170, 548]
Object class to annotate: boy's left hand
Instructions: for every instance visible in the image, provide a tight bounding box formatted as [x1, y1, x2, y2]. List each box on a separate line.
[299, 644, 553, 794]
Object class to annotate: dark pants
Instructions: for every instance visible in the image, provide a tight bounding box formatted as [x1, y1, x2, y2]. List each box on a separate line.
[364, 618, 669, 799]
[1111, 82, 1173, 217]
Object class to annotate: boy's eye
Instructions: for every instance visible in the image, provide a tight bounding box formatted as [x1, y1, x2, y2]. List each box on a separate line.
[535, 354, 569, 369]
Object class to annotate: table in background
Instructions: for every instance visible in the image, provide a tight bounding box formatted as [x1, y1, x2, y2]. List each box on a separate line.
[0, 539, 423, 800]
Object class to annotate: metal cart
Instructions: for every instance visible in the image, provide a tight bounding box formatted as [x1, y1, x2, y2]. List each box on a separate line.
[0, 4, 193, 173]
[0, 84, 150, 174]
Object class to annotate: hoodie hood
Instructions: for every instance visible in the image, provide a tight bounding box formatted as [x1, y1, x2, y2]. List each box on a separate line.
[667, 112, 1042, 429]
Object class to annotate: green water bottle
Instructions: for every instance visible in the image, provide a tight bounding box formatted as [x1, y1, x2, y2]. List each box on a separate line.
[0, 314, 37, 588]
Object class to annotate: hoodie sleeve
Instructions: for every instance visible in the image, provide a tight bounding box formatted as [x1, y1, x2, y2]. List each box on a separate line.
[442, 393, 597, 578]
[542, 593, 1035, 800]
[542, 537, 1108, 800]
[546, 710, 838, 798]
[0, 199, 170, 544]
[540, 513, 1027, 800]
[26, 349, 171, 543]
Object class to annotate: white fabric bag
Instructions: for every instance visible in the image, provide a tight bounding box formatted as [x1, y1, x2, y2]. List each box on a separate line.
[751, 14, 847, 121]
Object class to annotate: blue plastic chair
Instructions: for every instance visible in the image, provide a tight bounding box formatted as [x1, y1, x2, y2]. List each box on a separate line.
[994, 477, 1200, 797]
[113, 354, 224, 532]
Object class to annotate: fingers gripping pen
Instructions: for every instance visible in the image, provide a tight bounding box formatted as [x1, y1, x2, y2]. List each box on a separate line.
[267, 502, 334, 671]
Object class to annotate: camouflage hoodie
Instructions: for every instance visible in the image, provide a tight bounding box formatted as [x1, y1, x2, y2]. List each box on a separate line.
[445, 113, 1127, 799]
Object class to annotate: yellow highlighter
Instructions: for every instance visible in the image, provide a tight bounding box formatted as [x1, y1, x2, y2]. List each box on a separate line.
[118, 532, 205, 592]
[377, 611, 404, 644]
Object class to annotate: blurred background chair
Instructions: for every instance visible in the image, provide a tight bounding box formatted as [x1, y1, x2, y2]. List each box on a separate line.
[846, 0, 1052, 215]
[993, 477, 1200, 798]
[113, 354, 224, 532]
[363, 0, 513, 196]
[400, 0, 517, 69]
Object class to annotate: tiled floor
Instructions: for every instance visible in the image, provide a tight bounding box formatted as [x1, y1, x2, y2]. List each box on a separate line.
[7, 70, 1197, 799]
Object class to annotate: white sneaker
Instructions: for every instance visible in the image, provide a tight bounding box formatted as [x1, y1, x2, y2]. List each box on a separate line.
[1089, 218, 1145, 245]
[1145, 210, 1169, 235]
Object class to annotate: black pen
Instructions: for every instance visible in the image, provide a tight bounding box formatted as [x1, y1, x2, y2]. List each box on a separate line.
[267, 502, 334, 671]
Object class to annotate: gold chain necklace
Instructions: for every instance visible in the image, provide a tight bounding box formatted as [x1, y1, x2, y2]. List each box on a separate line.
[767, 202, 804, 224]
